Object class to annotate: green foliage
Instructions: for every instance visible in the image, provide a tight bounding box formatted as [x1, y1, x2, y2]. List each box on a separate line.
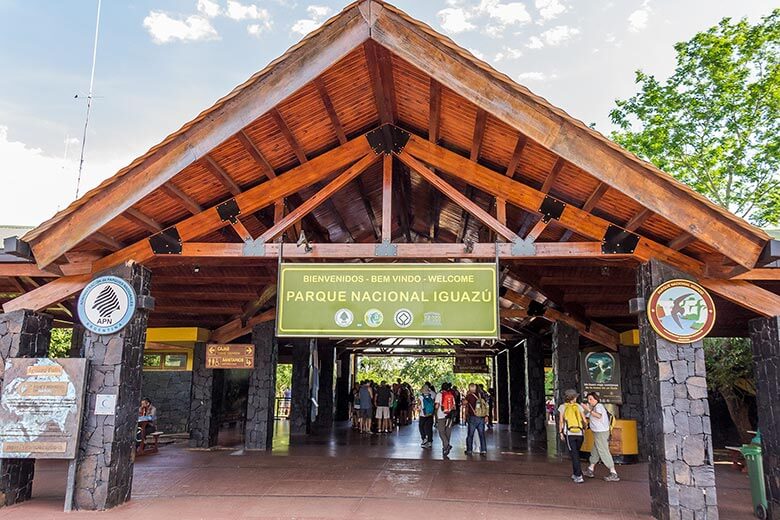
[49, 328, 72, 358]
[356, 355, 491, 392]
[544, 367, 554, 398]
[276, 363, 292, 396]
[703, 337, 755, 396]
[610, 9, 780, 225]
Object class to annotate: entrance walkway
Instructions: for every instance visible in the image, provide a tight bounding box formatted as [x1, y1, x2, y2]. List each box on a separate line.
[2, 422, 754, 519]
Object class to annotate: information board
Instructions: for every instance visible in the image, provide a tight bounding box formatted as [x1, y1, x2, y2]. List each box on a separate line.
[453, 356, 490, 373]
[580, 351, 622, 404]
[206, 344, 255, 369]
[277, 263, 498, 338]
[0, 358, 87, 459]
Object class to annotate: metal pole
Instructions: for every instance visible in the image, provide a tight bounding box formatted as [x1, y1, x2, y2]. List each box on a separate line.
[75, 0, 102, 199]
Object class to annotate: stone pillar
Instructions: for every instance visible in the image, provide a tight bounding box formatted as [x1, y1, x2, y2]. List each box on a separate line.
[749, 316, 780, 519]
[620, 345, 645, 458]
[189, 342, 224, 448]
[507, 344, 526, 433]
[313, 342, 335, 432]
[638, 260, 717, 520]
[525, 336, 546, 452]
[495, 351, 509, 424]
[245, 322, 277, 450]
[0, 310, 52, 507]
[335, 349, 351, 421]
[290, 339, 314, 435]
[74, 263, 152, 511]
[552, 321, 579, 454]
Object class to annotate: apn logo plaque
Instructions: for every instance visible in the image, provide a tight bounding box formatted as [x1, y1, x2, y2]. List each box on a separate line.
[77, 276, 137, 335]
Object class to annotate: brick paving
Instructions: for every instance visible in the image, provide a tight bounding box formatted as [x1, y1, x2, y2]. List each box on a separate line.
[0, 421, 755, 519]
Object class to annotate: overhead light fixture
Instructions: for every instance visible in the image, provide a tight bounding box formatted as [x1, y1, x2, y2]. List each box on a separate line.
[464, 238, 474, 254]
[193, 264, 200, 274]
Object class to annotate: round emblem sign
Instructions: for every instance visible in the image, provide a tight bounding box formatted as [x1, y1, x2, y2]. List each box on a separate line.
[77, 276, 137, 335]
[647, 279, 716, 343]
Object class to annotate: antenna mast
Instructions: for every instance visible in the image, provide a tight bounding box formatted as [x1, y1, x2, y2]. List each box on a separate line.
[75, 0, 102, 199]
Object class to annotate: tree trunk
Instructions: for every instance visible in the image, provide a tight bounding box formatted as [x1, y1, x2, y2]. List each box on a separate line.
[720, 386, 753, 444]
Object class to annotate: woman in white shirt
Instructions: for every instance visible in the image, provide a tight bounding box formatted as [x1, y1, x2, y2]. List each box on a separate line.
[582, 391, 620, 482]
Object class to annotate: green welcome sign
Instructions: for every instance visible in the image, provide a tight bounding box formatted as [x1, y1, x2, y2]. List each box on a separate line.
[277, 263, 498, 338]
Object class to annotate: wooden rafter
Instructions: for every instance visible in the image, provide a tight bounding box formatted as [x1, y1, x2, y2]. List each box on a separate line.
[210, 307, 276, 343]
[428, 78, 442, 240]
[394, 160, 413, 242]
[518, 157, 565, 239]
[236, 130, 276, 180]
[159, 183, 202, 215]
[624, 208, 652, 232]
[457, 108, 489, 242]
[364, 40, 397, 124]
[203, 155, 242, 196]
[239, 284, 277, 323]
[123, 208, 162, 234]
[315, 77, 347, 145]
[560, 182, 608, 242]
[90, 231, 125, 251]
[668, 232, 696, 251]
[401, 133, 705, 275]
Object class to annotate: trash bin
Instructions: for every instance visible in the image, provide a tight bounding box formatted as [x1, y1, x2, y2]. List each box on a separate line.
[739, 444, 768, 519]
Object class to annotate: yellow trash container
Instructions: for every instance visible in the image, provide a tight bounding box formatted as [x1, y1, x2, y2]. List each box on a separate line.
[581, 419, 639, 464]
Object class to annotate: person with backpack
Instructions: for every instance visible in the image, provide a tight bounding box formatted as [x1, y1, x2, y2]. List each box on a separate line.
[464, 383, 488, 455]
[582, 391, 620, 482]
[558, 389, 588, 483]
[418, 383, 435, 448]
[375, 381, 394, 433]
[434, 382, 456, 457]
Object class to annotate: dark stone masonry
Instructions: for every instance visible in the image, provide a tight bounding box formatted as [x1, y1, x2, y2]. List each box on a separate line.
[638, 260, 718, 520]
[495, 351, 509, 425]
[525, 336, 547, 452]
[313, 342, 335, 432]
[508, 343, 526, 433]
[73, 263, 152, 511]
[0, 310, 52, 507]
[749, 316, 780, 519]
[141, 370, 192, 435]
[291, 339, 314, 435]
[620, 344, 645, 459]
[188, 342, 222, 447]
[551, 321, 578, 455]
[245, 322, 277, 451]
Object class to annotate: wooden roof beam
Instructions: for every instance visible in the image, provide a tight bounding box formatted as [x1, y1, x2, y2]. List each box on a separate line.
[428, 78, 442, 143]
[668, 232, 696, 251]
[364, 40, 397, 124]
[625, 208, 652, 232]
[236, 130, 276, 180]
[315, 77, 347, 145]
[159, 183, 203, 215]
[203, 155, 241, 196]
[123, 208, 162, 234]
[456, 109, 489, 242]
[239, 284, 277, 323]
[560, 182, 608, 242]
[518, 157, 565, 239]
[90, 231, 125, 251]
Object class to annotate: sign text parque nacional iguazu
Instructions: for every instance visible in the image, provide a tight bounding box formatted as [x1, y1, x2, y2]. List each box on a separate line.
[277, 263, 498, 338]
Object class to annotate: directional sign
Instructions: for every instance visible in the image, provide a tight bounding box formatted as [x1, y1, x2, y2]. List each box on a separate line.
[205, 344, 255, 369]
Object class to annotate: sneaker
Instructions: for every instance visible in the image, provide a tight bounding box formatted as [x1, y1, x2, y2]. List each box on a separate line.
[582, 467, 595, 478]
[573, 476, 585, 484]
[479, 451, 487, 455]
[444, 445, 452, 456]
[423, 442, 432, 449]
[604, 473, 620, 482]
[570, 474, 576, 481]
[464, 450, 473, 455]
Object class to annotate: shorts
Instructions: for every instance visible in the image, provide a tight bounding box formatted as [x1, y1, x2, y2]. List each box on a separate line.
[360, 408, 372, 419]
[376, 406, 390, 419]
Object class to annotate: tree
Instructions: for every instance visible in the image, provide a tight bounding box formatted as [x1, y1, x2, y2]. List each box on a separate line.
[49, 328, 72, 358]
[703, 338, 755, 444]
[610, 9, 780, 225]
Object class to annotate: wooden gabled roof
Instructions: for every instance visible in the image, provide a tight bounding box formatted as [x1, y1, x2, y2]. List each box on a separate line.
[3, 0, 778, 342]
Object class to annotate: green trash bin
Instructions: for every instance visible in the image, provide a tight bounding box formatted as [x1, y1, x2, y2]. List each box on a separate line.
[739, 444, 768, 519]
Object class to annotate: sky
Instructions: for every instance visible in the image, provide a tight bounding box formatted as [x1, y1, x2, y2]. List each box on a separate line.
[0, 0, 775, 227]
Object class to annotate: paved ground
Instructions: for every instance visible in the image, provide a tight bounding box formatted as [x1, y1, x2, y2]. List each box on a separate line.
[0, 421, 755, 519]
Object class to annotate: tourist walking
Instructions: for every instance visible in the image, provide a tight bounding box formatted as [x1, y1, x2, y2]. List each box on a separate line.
[375, 380, 393, 433]
[582, 392, 620, 482]
[434, 382, 456, 457]
[464, 384, 488, 455]
[558, 389, 588, 483]
[418, 383, 435, 448]
[359, 380, 374, 434]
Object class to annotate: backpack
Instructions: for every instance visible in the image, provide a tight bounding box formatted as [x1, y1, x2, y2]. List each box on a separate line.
[441, 391, 456, 414]
[563, 402, 584, 434]
[473, 395, 489, 417]
[422, 394, 435, 415]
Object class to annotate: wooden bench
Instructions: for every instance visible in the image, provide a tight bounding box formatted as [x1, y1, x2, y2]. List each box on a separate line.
[137, 430, 163, 456]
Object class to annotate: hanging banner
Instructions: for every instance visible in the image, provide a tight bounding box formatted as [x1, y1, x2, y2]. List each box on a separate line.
[580, 351, 622, 404]
[647, 279, 716, 344]
[453, 356, 490, 373]
[277, 263, 498, 338]
[0, 358, 87, 459]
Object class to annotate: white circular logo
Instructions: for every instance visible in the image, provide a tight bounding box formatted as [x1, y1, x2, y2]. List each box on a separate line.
[364, 309, 384, 328]
[77, 276, 137, 335]
[334, 308, 354, 327]
[394, 308, 413, 328]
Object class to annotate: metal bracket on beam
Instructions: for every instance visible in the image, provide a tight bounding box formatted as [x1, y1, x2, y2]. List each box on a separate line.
[758, 239, 780, 266]
[148, 226, 182, 254]
[243, 239, 266, 257]
[628, 297, 646, 315]
[527, 300, 547, 317]
[216, 198, 241, 224]
[601, 225, 640, 254]
[511, 237, 536, 256]
[137, 295, 155, 312]
[2, 236, 33, 261]
[366, 124, 411, 155]
[375, 239, 398, 256]
[539, 196, 565, 223]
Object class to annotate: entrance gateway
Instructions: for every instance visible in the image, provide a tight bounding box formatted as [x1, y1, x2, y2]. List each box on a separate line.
[0, 1, 778, 517]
